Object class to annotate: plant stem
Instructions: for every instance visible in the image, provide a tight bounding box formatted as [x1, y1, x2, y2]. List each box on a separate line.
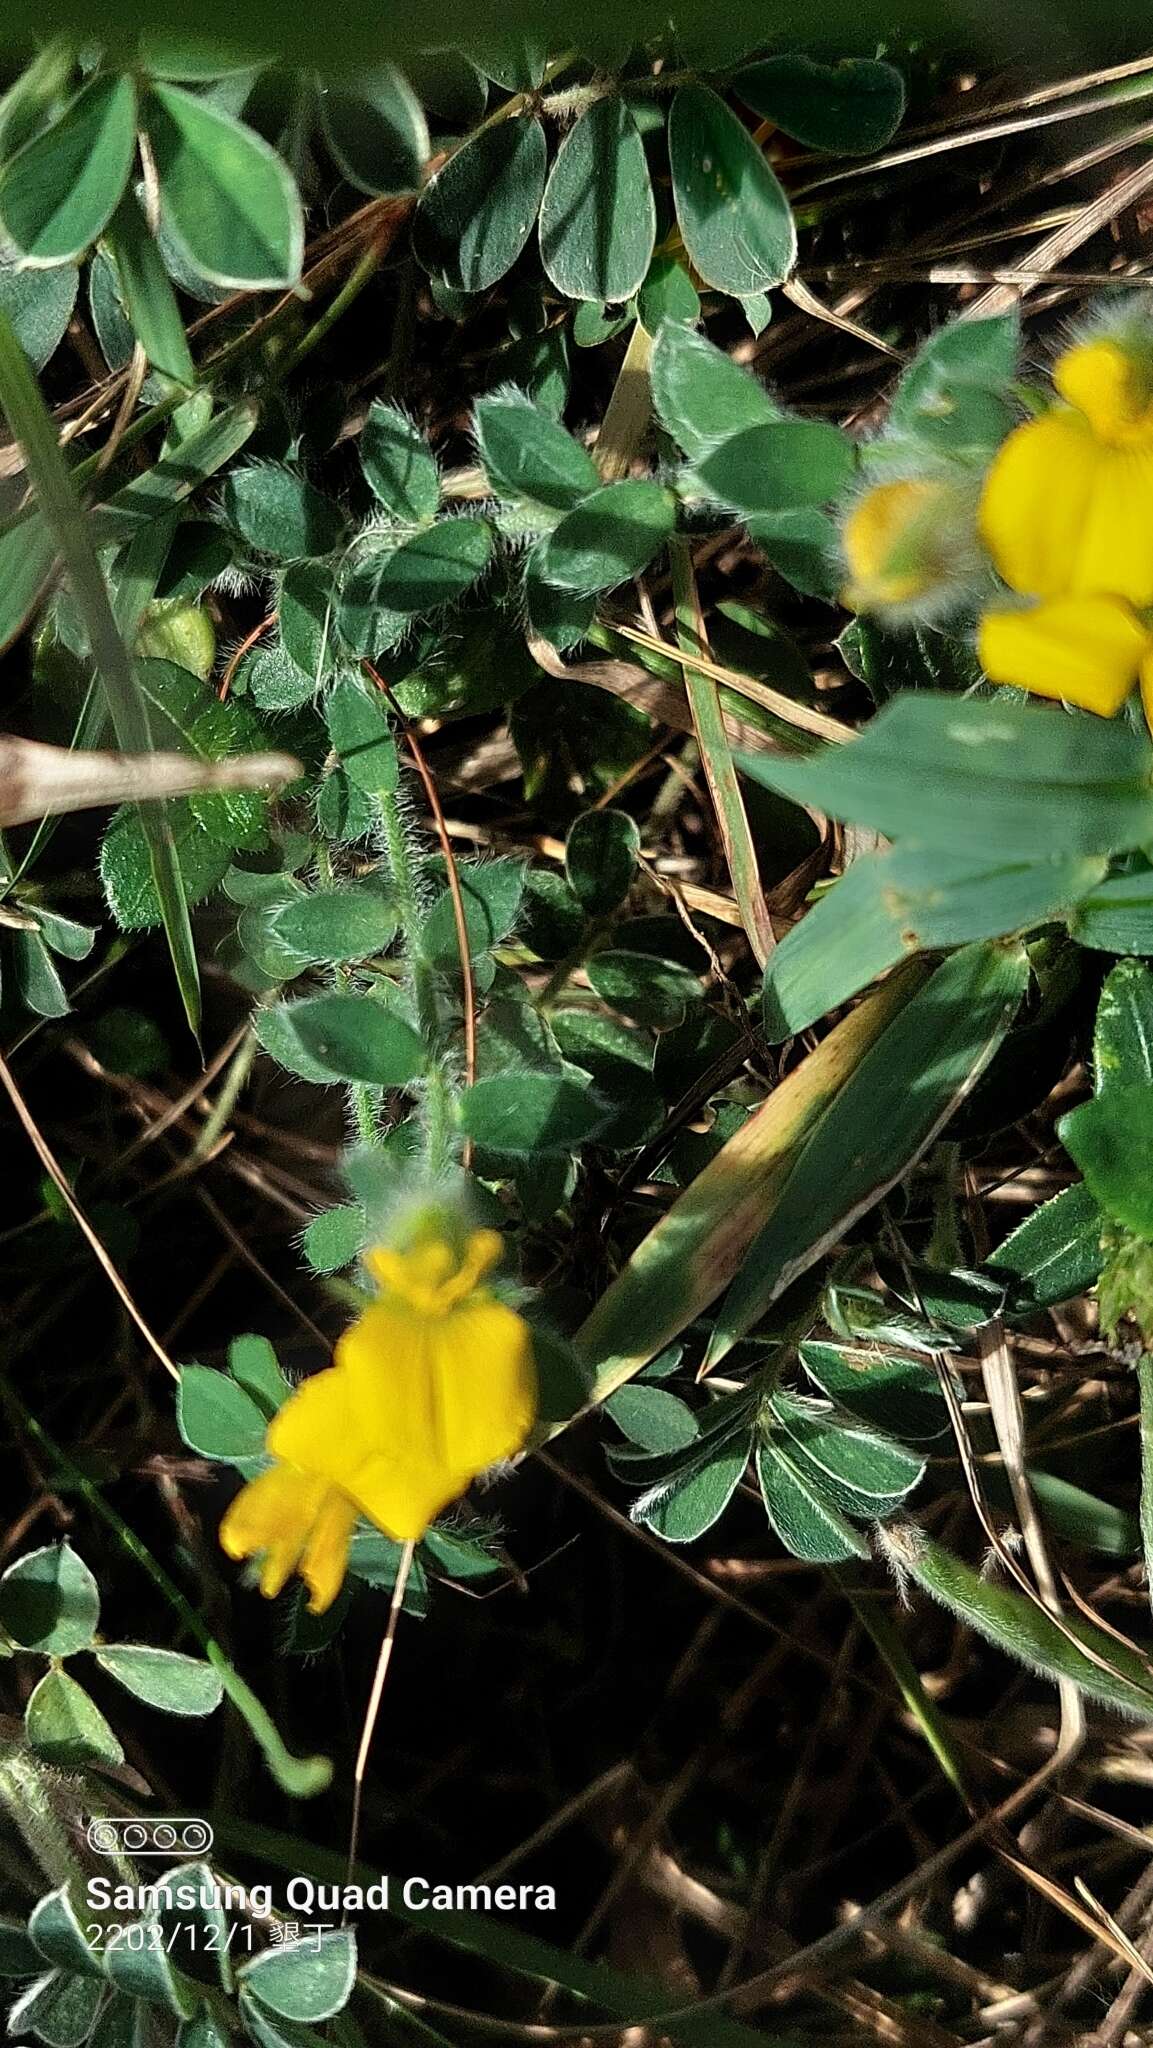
[375, 785, 456, 1176]
[0, 1372, 332, 1798]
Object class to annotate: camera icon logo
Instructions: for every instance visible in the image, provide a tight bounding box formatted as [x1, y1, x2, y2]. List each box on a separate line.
[86, 1817, 213, 1857]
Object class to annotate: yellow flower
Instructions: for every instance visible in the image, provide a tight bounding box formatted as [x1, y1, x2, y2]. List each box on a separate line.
[219, 1229, 536, 1613]
[978, 594, 1153, 718]
[840, 475, 979, 619]
[979, 336, 1153, 607]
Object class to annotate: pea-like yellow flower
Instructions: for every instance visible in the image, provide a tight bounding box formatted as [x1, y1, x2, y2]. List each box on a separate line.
[979, 335, 1153, 607]
[219, 1229, 536, 1613]
[840, 474, 980, 620]
[978, 594, 1153, 719]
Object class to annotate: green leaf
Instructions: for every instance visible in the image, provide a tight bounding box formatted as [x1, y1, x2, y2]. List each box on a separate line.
[144, 83, 303, 288]
[606, 1384, 699, 1451]
[692, 418, 854, 514]
[460, 1070, 612, 1155]
[236, 1993, 326, 2048]
[8, 1968, 105, 2048]
[0, 255, 77, 369]
[538, 96, 655, 303]
[319, 67, 428, 196]
[524, 554, 596, 648]
[474, 390, 599, 513]
[104, 1921, 197, 2016]
[358, 516, 492, 614]
[637, 255, 699, 338]
[155, 1862, 234, 1994]
[255, 993, 425, 1086]
[29, 1888, 105, 1979]
[987, 1179, 1105, 1313]
[741, 694, 1153, 861]
[768, 1391, 925, 1515]
[757, 1442, 870, 1562]
[586, 948, 701, 1027]
[91, 1992, 149, 2047]
[360, 401, 439, 522]
[105, 190, 196, 384]
[177, 1364, 268, 1462]
[747, 506, 839, 599]
[1070, 867, 1153, 954]
[465, 33, 547, 90]
[423, 857, 526, 964]
[537, 480, 675, 594]
[763, 845, 1104, 1039]
[799, 1340, 949, 1440]
[301, 1202, 365, 1274]
[838, 612, 983, 705]
[270, 885, 398, 965]
[228, 1332, 290, 1414]
[668, 84, 796, 297]
[885, 1521, 1153, 1719]
[413, 115, 547, 292]
[26, 1668, 124, 1768]
[0, 1542, 99, 1654]
[12, 931, 69, 1018]
[276, 558, 334, 683]
[1060, 1083, 1153, 1239]
[219, 462, 343, 561]
[710, 941, 1028, 1364]
[1094, 957, 1153, 1094]
[239, 1931, 356, 2024]
[95, 1644, 224, 1716]
[650, 321, 779, 462]
[0, 72, 135, 263]
[734, 55, 905, 154]
[888, 311, 1019, 457]
[635, 1437, 750, 1542]
[100, 801, 230, 930]
[565, 807, 639, 916]
[178, 2007, 230, 2048]
[243, 645, 316, 711]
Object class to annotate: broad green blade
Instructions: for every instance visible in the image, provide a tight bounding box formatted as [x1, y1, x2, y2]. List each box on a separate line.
[568, 958, 927, 1417]
[707, 940, 1028, 1365]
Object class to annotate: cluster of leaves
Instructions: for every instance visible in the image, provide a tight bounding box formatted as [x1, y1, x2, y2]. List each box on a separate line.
[0, 1871, 356, 2048]
[0, 1543, 222, 1768]
[7, 19, 1153, 1934]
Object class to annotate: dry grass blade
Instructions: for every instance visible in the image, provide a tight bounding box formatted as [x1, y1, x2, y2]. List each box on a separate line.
[0, 735, 301, 827]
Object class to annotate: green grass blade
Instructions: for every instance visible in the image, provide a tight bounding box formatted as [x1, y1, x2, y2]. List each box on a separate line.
[0, 304, 202, 1035]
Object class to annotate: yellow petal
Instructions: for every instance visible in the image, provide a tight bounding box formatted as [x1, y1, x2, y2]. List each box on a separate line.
[978, 410, 1101, 599]
[978, 595, 1148, 715]
[365, 1228, 503, 1315]
[1055, 339, 1153, 446]
[333, 1293, 537, 1540]
[219, 1464, 329, 1599]
[267, 1363, 363, 1484]
[1065, 443, 1153, 607]
[429, 1299, 537, 1473]
[299, 1489, 359, 1614]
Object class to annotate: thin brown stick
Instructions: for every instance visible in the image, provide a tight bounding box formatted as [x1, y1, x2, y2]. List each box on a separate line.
[345, 1539, 416, 1898]
[0, 1047, 180, 1382]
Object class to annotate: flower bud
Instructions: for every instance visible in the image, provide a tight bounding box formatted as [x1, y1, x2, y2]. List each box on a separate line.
[840, 472, 982, 623]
